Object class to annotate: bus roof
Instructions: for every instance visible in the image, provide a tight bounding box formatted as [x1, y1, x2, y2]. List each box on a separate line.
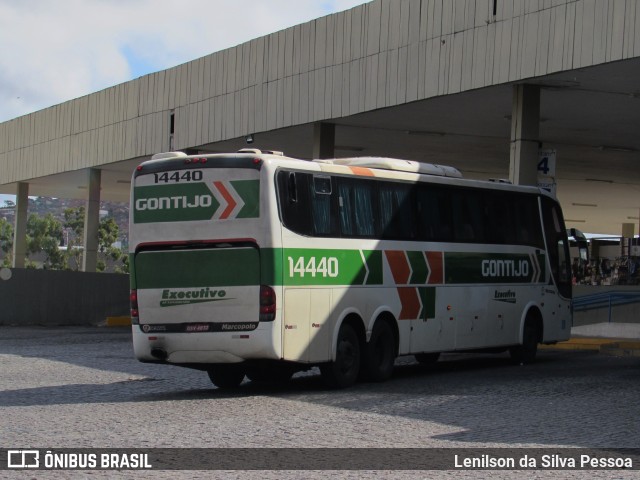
[315, 157, 462, 178]
[141, 149, 550, 198]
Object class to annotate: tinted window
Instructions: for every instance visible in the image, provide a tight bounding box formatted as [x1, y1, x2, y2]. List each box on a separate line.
[310, 176, 334, 236]
[541, 197, 572, 298]
[277, 169, 546, 248]
[452, 189, 484, 242]
[415, 184, 452, 241]
[277, 171, 312, 235]
[484, 192, 516, 245]
[379, 182, 415, 239]
[513, 195, 544, 247]
[338, 178, 376, 237]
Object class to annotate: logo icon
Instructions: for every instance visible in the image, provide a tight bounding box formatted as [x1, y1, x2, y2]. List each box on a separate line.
[8, 450, 39, 468]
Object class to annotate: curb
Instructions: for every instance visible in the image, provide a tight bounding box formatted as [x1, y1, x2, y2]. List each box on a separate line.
[105, 316, 132, 327]
[600, 341, 640, 357]
[540, 338, 640, 357]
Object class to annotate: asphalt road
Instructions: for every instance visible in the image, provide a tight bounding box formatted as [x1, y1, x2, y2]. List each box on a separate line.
[1, 326, 639, 479]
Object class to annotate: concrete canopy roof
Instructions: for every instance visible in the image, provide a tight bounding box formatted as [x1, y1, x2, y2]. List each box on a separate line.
[194, 58, 640, 236]
[1, 0, 640, 236]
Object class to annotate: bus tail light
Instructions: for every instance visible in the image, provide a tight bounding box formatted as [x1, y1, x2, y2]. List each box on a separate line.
[259, 285, 276, 322]
[130, 289, 139, 324]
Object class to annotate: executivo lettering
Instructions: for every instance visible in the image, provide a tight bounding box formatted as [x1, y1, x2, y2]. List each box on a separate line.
[160, 287, 229, 307]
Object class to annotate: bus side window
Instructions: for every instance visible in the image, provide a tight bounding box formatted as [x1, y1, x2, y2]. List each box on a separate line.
[338, 178, 376, 238]
[541, 197, 571, 297]
[277, 170, 312, 235]
[452, 189, 483, 243]
[515, 196, 544, 247]
[379, 182, 414, 240]
[484, 192, 515, 245]
[338, 180, 354, 236]
[310, 175, 335, 236]
[353, 180, 375, 236]
[287, 172, 298, 203]
[416, 184, 452, 241]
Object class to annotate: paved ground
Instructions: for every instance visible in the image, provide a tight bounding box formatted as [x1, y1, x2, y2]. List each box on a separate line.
[1, 326, 639, 479]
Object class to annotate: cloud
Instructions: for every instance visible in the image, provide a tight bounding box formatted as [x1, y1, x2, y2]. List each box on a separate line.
[0, 0, 369, 123]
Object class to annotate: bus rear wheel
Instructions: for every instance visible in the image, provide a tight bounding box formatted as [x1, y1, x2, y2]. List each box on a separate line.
[362, 320, 396, 382]
[207, 364, 246, 389]
[321, 323, 361, 389]
[246, 365, 294, 385]
[509, 317, 540, 364]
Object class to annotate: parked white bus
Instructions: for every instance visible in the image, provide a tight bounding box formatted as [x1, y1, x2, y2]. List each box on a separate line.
[129, 149, 579, 388]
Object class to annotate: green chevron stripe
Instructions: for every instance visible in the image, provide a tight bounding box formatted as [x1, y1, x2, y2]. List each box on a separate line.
[407, 251, 428, 284]
[419, 287, 436, 319]
[231, 180, 260, 218]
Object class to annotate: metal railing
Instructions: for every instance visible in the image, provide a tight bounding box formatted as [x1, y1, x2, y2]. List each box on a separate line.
[573, 290, 640, 322]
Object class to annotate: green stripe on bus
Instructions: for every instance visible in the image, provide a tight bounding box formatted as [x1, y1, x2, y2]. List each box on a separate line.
[130, 247, 546, 289]
[282, 248, 383, 286]
[363, 250, 383, 285]
[444, 252, 541, 284]
[134, 248, 259, 288]
[232, 180, 260, 218]
[407, 251, 428, 284]
[133, 183, 220, 223]
[419, 286, 436, 319]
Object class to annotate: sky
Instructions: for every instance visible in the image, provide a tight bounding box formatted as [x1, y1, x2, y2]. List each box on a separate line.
[0, 0, 369, 204]
[0, 0, 369, 123]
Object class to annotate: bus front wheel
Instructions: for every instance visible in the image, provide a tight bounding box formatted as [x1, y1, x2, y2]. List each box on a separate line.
[321, 323, 361, 389]
[509, 317, 540, 364]
[207, 364, 246, 389]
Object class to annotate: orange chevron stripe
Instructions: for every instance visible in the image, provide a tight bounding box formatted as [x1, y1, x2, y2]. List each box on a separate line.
[426, 251, 443, 284]
[348, 166, 375, 176]
[214, 181, 237, 219]
[385, 250, 411, 284]
[397, 287, 421, 320]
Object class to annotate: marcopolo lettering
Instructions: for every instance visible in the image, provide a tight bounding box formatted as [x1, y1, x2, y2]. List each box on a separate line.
[135, 194, 212, 211]
[481, 259, 529, 278]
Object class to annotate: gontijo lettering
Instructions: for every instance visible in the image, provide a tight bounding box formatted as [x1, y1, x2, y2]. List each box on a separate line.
[135, 195, 212, 210]
[482, 259, 529, 277]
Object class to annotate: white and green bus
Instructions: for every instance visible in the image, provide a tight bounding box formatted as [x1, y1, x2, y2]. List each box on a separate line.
[129, 149, 579, 388]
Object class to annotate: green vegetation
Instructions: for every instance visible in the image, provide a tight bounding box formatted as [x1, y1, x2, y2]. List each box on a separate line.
[0, 204, 128, 273]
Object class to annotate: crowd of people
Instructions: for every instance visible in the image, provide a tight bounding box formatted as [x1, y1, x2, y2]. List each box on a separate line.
[573, 257, 640, 285]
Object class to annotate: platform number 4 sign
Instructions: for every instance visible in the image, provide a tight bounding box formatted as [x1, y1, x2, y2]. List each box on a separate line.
[537, 150, 556, 177]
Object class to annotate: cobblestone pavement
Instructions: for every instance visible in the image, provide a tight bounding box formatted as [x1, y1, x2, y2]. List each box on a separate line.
[1, 326, 639, 479]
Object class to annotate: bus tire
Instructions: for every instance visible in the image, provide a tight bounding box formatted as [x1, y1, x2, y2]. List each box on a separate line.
[207, 364, 246, 389]
[246, 365, 294, 385]
[509, 316, 540, 365]
[415, 352, 440, 365]
[362, 320, 396, 382]
[321, 323, 361, 389]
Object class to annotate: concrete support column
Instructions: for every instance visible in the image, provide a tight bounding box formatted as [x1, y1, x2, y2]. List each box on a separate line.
[509, 84, 540, 186]
[12, 182, 29, 268]
[313, 123, 335, 159]
[82, 168, 101, 272]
